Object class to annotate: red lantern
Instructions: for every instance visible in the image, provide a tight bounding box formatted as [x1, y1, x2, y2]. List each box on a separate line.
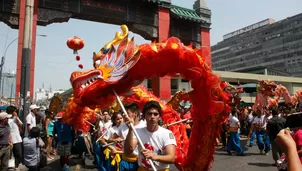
[76, 56, 81, 61]
[78, 64, 83, 69]
[67, 36, 84, 54]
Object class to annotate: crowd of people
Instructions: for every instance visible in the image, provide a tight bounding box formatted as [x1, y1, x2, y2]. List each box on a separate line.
[219, 105, 302, 170]
[0, 101, 302, 171]
[0, 101, 178, 171]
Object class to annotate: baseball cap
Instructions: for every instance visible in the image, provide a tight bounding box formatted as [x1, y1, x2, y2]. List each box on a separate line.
[55, 112, 64, 119]
[0, 112, 12, 120]
[30, 104, 40, 110]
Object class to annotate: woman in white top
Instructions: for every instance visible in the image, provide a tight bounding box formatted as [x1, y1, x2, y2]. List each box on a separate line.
[106, 111, 124, 152]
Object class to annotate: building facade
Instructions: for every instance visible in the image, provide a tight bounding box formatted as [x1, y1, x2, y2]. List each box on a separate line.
[211, 13, 302, 77]
[34, 88, 65, 102]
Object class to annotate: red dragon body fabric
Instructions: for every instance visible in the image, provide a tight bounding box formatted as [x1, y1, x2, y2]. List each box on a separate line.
[63, 25, 230, 170]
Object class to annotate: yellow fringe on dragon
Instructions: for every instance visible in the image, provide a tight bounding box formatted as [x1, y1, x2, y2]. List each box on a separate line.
[62, 25, 230, 170]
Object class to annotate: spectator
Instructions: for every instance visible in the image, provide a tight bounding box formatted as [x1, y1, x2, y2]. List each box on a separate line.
[0, 112, 13, 171]
[25, 105, 40, 137]
[266, 106, 286, 165]
[292, 128, 302, 164]
[53, 112, 73, 171]
[44, 109, 55, 160]
[7, 106, 23, 168]
[23, 127, 44, 171]
[276, 129, 302, 171]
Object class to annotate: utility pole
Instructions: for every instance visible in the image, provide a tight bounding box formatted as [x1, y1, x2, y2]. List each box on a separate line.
[20, 0, 34, 123]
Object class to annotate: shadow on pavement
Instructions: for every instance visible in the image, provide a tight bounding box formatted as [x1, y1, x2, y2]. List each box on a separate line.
[248, 162, 274, 167]
[40, 156, 96, 170]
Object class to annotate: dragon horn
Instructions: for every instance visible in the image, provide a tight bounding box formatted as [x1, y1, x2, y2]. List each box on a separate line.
[93, 25, 129, 62]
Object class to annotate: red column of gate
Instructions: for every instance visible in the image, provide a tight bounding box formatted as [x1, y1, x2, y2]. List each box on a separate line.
[151, 7, 171, 100]
[15, 0, 26, 106]
[200, 28, 211, 68]
[30, 0, 38, 100]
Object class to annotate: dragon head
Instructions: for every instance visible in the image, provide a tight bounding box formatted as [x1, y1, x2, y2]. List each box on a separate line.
[258, 80, 277, 96]
[69, 25, 141, 106]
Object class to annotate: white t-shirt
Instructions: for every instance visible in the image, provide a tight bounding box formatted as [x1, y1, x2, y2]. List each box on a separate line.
[104, 125, 124, 149]
[247, 112, 254, 123]
[8, 117, 22, 144]
[134, 126, 177, 170]
[252, 115, 266, 128]
[229, 115, 239, 128]
[104, 125, 119, 140]
[117, 122, 146, 155]
[99, 120, 112, 135]
[262, 115, 272, 128]
[25, 113, 36, 137]
[104, 120, 112, 130]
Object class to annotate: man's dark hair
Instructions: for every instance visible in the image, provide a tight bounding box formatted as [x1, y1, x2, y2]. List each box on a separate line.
[6, 106, 17, 114]
[231, 107, 237, 116]
[142, 101, 162, 116]
[29, 127, 41, 138]
[271, 106, 279, 116]
[45, 109, 51, 115]
[102, 110, 109, 114]
[124, 103, 140, 116]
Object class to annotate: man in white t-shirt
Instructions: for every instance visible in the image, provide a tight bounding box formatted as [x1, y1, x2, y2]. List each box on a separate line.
[252, 107, 271, 155]
[102, 110, 112, 132]
[7, 106, 23, 168]
[226, 108, 244, 156]
[124, 101, 176, 171]
[25, 104, 40, 137]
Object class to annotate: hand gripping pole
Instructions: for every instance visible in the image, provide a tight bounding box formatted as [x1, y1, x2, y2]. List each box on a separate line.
[113, 89, 157, 171]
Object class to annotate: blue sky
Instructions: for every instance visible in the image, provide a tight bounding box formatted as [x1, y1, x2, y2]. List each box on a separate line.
[0, 0, 301, 96]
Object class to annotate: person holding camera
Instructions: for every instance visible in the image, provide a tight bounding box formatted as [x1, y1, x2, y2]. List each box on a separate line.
[276, 129, 302, 171]
[23, 127, 45, 171]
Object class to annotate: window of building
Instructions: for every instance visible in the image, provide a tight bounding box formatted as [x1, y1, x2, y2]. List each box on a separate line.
[147, 79, 152, 90]
[171, 79, 178, 90]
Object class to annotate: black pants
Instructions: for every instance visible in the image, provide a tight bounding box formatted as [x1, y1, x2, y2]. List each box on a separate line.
[13, 142, 22, 167]
[26, 165, 40, 171]
[221, 131, 227, 147]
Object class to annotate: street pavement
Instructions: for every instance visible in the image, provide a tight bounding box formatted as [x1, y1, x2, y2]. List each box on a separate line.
[17, 139, 278, 171]
[211, 138, 277, 171]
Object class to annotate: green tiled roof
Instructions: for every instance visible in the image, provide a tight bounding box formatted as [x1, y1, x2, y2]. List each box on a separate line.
[170, 5, 206, 23]
[145, 0, 161, 3]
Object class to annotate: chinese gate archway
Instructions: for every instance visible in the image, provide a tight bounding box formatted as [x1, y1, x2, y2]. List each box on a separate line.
[0, 0, 211, 102]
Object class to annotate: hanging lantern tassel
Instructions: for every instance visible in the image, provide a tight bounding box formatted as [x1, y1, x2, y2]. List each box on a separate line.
[67, 36, 85, 54]
[78, 64, 83, 69]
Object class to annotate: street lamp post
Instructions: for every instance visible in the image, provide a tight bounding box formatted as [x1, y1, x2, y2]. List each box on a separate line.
[0, 34, 47, 98]
[0, 37, 18, 97]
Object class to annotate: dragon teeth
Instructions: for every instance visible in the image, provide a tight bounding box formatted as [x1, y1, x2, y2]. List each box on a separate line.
[81, 85, 85, 88]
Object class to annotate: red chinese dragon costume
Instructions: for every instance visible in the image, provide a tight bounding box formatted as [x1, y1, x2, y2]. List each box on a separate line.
[59, 25, 230, 170]
[253, 80, 302, 110]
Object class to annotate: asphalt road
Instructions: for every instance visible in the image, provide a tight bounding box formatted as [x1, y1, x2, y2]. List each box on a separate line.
[17, 139, 278, 171]
[212, 139, 277, 171]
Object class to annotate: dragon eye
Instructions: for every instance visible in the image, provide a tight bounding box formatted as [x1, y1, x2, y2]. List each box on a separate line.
[95, 60, 101, 67]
